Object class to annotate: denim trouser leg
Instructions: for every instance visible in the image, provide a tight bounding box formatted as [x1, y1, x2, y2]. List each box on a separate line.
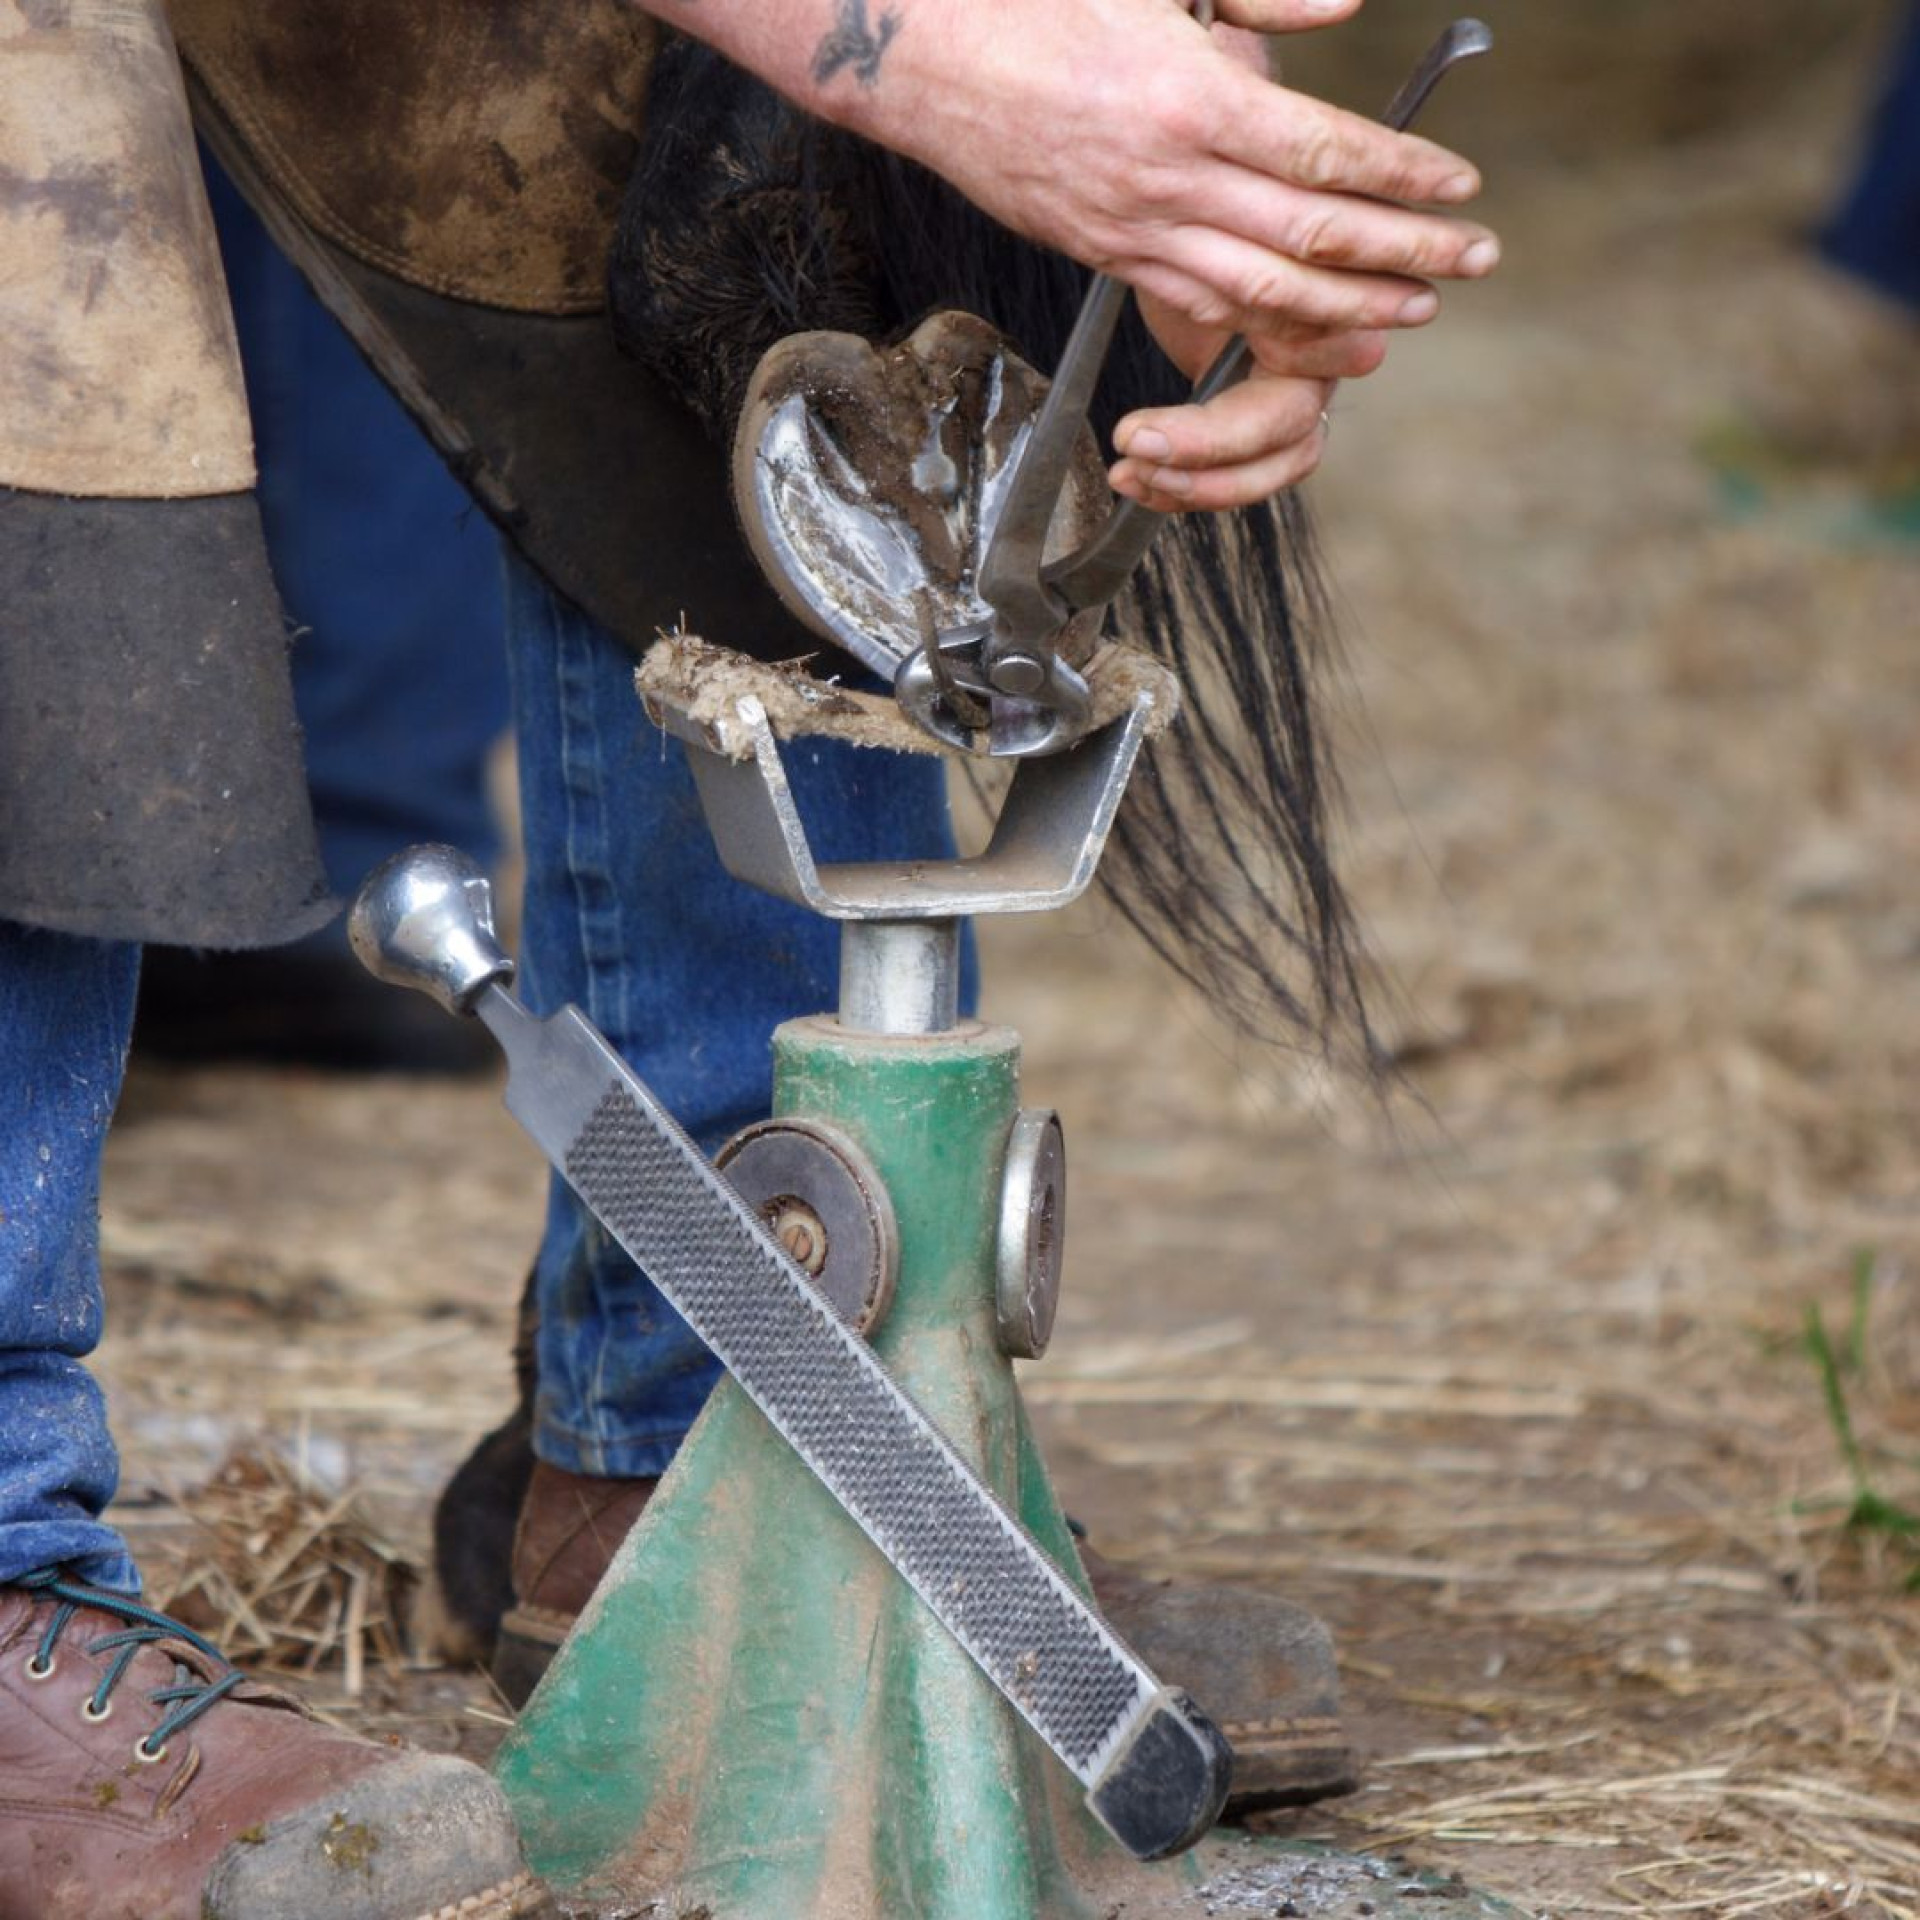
[205, 154, 510, 895]
[1823, 2, 1920, 314]
[507, 555, 974, 1476]
[0, 921, 141, 1592]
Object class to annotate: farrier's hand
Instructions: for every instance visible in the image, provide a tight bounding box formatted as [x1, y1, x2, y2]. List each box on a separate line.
[1102, 7, 1482, 512]
[1110, 303, 1385, 511]
[825, 0, 1498, 345]
[655, 0, 1495, 344]
[1108, 9, 1400, 515]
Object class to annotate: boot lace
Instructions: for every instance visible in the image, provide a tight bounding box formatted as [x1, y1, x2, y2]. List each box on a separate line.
[18, 1567, 245, 1755]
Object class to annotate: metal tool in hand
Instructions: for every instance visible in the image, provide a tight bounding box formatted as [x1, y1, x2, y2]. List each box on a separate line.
[350, 845, 1232, 1862]
[896, 16, 1494, 758]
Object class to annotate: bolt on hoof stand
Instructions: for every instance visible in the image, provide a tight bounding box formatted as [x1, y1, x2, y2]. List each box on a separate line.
[350, 27, 1519, 1912]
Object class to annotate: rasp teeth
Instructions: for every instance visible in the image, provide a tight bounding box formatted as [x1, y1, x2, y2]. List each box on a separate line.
[565, 1085, 1148, 1777]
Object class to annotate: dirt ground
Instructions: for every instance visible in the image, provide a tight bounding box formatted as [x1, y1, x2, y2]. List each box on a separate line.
[93, 8, 1919, 1917]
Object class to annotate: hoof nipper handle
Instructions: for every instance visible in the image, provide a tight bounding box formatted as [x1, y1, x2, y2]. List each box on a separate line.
[348, 845, 515, 1017]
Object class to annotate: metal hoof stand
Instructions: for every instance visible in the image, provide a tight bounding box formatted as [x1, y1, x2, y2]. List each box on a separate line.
[344, 28, 1522, 1905]
[353, 693, 1527, 1919]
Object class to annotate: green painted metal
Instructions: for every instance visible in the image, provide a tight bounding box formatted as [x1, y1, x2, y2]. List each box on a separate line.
[495, 1015, 1148, 1917]
[493, 1010, 1532, 1920]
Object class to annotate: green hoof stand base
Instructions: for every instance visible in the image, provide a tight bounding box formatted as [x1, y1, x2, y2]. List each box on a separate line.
[495, 1017, 1527, 1920]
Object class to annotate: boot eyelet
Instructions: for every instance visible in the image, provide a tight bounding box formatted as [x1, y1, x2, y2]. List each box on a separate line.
[132, 1736, 169, 1765]
[79, 1696, 112, 1724]
[23, 1654, 56, 1682]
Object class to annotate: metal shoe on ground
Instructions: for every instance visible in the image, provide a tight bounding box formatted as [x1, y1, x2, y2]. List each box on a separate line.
[0, 1570, 545, 1920]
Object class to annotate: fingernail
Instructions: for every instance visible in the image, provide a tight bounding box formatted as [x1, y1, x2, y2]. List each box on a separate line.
[1124, 426, 1174, 462]
[1305, 0, 1352, 13]
[1435, 171, 1481, 204]
[1149, 466, 1193, 496]
[1460, 237, 1501, 275]
[1397, 290, 1439, 325]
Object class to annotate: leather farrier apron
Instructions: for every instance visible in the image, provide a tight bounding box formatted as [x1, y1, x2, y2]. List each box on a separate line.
[171, 0, 819, 674]
[1, 0, 815, 947]
[0, 0, 328, 946]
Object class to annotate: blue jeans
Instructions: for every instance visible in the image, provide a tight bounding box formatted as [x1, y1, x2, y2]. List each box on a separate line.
[0, 556, 969, 1577]
[1823, 2, 1920, 314]
[0, 156, 499, 1581]
[206, 155, 509, 894]
[507, 555, 972, 1474]
[0, 925, 141, 1591]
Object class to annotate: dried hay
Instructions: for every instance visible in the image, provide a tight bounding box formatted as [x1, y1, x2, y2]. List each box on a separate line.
[143, 1448, 419, 1697]
[1049, 1304, 1920, 1916]
[1353, 1759, 1920, 1920]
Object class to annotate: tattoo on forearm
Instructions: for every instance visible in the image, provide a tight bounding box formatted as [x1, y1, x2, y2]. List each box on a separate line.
[812, 0, 900, 88]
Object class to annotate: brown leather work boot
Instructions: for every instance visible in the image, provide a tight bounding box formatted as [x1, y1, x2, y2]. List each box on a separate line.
[439, 1425, 1357, 1815]
[0, 1568, 545, 1920]
[488, 1460, 656, 1711]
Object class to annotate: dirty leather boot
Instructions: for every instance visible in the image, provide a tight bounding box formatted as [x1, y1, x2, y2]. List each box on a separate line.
[0, 1569, 545, 1920]
[487, 1461, 658, 1712]
[424, 1272, 543, 1669]
[1075, 1547, 1356, 1813]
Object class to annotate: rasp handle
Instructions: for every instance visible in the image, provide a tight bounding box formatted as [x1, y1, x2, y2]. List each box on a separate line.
[348, 844, 515, 1015]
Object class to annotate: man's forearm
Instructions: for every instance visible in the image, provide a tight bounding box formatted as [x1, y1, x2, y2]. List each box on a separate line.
[643, 0, 916, 134]
[641, 0, 1489, 309]
[644, 0, 1499, 502]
